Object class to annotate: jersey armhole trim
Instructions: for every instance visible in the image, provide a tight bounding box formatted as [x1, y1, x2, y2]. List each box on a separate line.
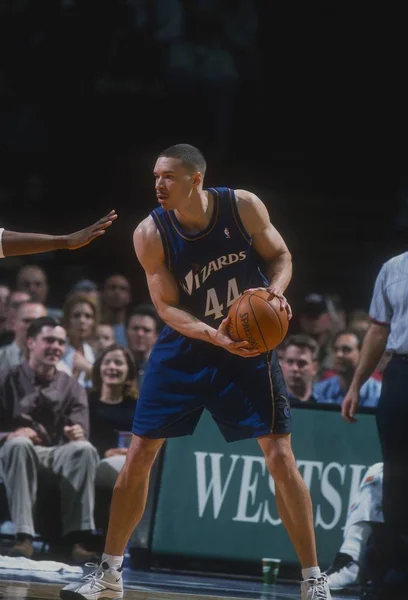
[229, 189, 252, 244]
[151, 211, 171, 271]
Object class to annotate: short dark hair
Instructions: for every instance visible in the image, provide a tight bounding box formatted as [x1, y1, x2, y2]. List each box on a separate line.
[26, 316, 61, 339]
[332, 328, 365, 350]
[299, 293, 333, 317]
[70, 278, 99, 294]
[103, 273, 131, 287]
[158, 144, 206, 174]
[125, 303, 163, 332]
[281, 333, 320, 361]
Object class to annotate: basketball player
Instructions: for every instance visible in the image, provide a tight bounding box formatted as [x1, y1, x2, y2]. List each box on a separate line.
[61, 145, 331, 600]
[0, 210, 117, 258]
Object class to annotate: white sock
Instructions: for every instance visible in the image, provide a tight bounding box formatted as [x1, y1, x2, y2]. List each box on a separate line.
[302, 566, 321, 580]
[102, 553, 124, 570]
[340, 521, 372, 562]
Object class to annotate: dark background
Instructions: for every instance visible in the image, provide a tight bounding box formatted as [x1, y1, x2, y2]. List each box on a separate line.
[0, 0, 406, 312]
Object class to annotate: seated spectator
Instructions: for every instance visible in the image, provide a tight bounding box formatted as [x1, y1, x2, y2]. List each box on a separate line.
[89, 343, 138, 462]
[15, 264, 62, 320]
[88, 345, 137, 528]
[89, 343, 161, 553]
[280, 334, 320, 405]
[0, 300, 46, 369]
[314, 328, 382, 408]
[125, 303, 162, 386]
[325, 463, 384, 590]
[93, 322, 116, 357]
[0, 317, 99, 563]
[0, 283, 10, 306]
[101, 274, 132, 347]
[296, 293, 340, 380]
[60, 292, 98, 388]
[0, 289, 31, 347]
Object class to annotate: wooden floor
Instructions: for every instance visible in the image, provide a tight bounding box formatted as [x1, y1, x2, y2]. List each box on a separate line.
[0, 568, 359, 600]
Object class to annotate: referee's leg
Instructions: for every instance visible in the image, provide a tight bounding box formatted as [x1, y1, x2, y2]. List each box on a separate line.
[375, 355, 408, 575]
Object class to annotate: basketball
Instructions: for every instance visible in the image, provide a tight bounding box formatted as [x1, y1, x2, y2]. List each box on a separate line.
[227, 290, 289, 352]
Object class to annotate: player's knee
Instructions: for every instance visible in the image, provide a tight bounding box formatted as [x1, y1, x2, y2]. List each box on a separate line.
[122, 444, 158, 479]
[264, 447, 296, 481]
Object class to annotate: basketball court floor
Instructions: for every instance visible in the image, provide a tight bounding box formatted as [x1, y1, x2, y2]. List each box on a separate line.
[0, 566, 360, 599]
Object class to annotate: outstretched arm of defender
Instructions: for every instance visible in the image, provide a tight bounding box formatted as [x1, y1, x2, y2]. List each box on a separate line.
[133, 216, 259, 357]
[0, 210, 117, 258]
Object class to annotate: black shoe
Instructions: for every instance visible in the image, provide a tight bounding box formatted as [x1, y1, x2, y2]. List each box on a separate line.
[325, 552, 355, 575]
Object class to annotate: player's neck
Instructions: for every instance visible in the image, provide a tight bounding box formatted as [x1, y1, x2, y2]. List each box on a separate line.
[174, 190, 213, 233]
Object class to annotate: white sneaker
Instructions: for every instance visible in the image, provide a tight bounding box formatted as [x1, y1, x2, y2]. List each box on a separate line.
[60, 561, 124, 599]
[301, 574, 332, 599]
[326, 560, 359, 590]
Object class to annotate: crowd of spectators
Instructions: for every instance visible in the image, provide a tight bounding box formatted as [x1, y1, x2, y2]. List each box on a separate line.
[278, 292, 387, 409]
[0, 266, 162, 562]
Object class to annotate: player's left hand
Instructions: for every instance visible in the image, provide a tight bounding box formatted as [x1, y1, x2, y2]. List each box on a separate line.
[66, 209, 118, 250]
[244, 287, 292, 320]
[212, 317, 262, 357]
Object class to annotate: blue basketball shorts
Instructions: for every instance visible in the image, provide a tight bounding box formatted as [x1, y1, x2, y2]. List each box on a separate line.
[132, 330, 291, 442]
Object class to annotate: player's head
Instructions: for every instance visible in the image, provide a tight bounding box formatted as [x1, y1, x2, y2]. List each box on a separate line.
[154, 144, 207, 210]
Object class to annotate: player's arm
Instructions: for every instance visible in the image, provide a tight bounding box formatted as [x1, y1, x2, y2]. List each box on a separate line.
[133, 216, 259, 357]
[0, 210, 117, 258]
[235, 189, 292, 314]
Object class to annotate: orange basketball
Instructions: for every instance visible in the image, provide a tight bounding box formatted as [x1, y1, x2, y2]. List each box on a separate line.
[227, 290, 289, 352]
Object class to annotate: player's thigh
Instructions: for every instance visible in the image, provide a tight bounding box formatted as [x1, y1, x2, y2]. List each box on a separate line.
[133, 351, 210, 438]
[206, 351, 291, 441]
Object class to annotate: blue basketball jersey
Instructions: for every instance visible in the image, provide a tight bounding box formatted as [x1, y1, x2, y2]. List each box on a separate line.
[151, 187, 269, 326]
[134, 187, 291, 442]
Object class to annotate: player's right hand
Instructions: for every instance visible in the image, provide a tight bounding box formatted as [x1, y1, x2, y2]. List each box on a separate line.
[213, 317, 261, 358]
[341, 388, 360, 423]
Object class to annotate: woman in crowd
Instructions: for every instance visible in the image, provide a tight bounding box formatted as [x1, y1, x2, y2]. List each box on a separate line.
[89, 343, 138, 465]
[61, 292, 98, 388]
[88, 344, 138, 533]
